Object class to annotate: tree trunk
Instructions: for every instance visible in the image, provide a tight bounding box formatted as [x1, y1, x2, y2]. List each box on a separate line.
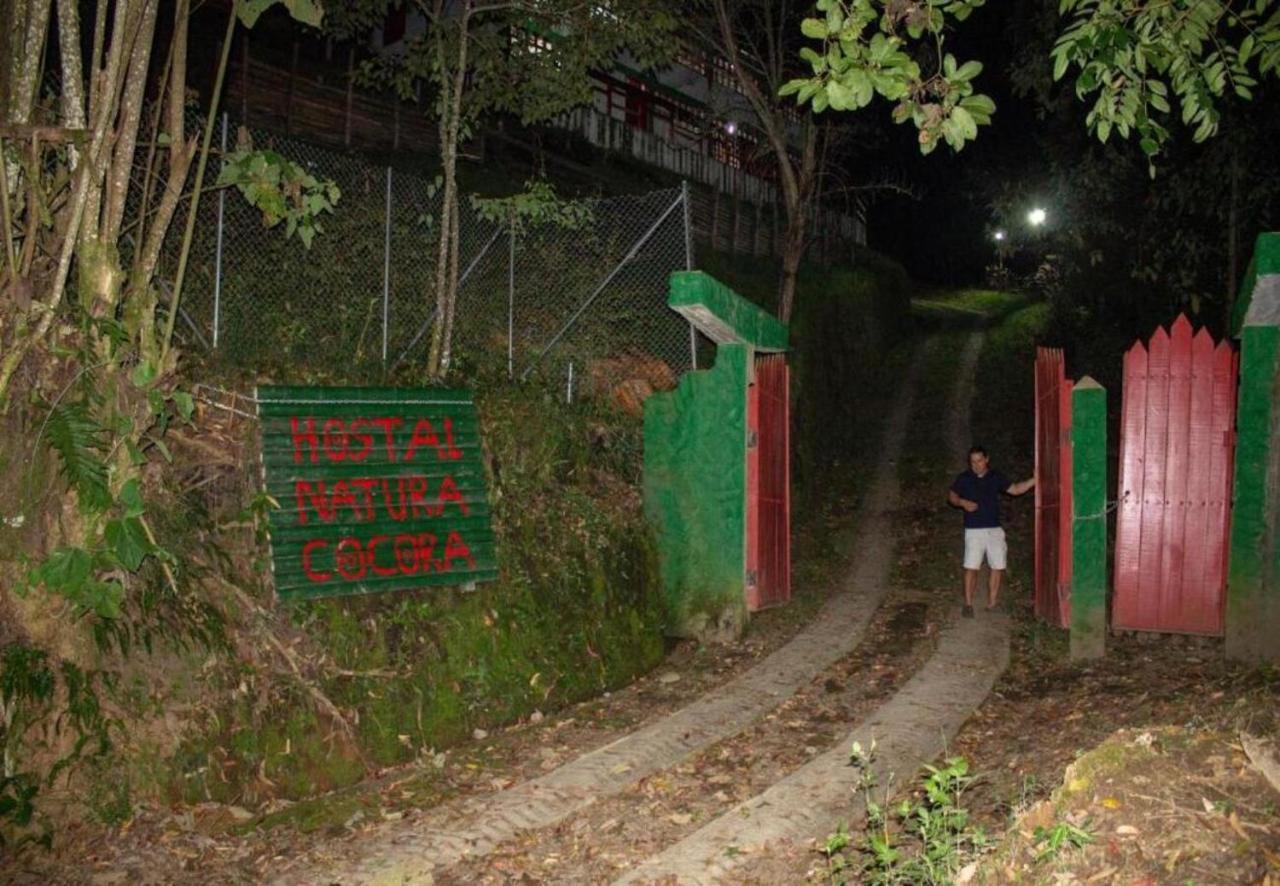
[54, 0, 86, 166]
[777, 204, 807, 324]
[5, 0, 51, 124]
[101, 0, 158, 246]
[427, 2, 470, 379]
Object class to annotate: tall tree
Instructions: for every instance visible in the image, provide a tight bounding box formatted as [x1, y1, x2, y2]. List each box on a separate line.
[331, 1, 676, 377]
[692, 0, 827, 323]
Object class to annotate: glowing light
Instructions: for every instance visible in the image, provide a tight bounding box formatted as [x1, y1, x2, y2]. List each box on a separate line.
[993, 230, 1006, 241]
[1027, 207, 1047, 226]
[724, 120, 737, 135]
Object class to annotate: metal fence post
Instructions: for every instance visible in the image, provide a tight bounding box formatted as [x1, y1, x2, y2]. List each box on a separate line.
[508, 219, 515, 379]
[213, 113, 228, 349]
[682, 181, 697, 370]
[382, 165, 393, 363]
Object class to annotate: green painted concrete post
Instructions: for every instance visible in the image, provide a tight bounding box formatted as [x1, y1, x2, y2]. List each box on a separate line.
[643, 271, 789, 643]
[643, 344, 750, 641]
[1070, 377, 1107, 660]
[1226, 325, 1280, 661]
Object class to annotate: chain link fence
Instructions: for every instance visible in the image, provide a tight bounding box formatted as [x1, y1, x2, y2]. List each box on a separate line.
[172, 115, 700, 402]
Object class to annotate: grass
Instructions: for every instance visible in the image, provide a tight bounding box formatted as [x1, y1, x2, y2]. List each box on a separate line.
[912, 289, 1031, 328]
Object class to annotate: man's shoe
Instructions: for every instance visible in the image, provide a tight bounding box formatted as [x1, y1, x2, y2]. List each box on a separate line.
[962, 604, 974, 618]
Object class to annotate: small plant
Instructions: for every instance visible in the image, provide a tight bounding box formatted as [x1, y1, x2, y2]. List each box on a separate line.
[1032, 819, 1094, 862]
[821, 742, 987, 884]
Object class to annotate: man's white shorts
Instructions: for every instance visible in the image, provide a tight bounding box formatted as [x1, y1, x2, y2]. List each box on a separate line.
[963, 527, 1007, 570]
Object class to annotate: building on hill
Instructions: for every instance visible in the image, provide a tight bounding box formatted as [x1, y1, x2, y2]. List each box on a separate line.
[193, 2, 865, 263]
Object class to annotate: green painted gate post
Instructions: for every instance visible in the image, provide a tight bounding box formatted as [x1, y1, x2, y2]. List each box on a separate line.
[1226, 233, 1280, 662]
[1226, 325, 1280, 661]
[643, 272, 789, 643]
[1070, 377, 1107, 660]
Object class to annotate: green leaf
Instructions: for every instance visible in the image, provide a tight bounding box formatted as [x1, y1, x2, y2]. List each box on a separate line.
[1053, 50, 1071, 81]
[152, 438, 173, 464]
[826, 78, 855, 110]
[236, 1, 272, 29]
[172, 391, 195, 422]
[951, 106, 978, 140]
[954, 60, 983, 81]
[801, 17, 828, 39]
[105, 518, 151, 571]
[44, 404, 111, 512]
[960, 94, 996, 118]
[119, 479, 145, 518]
[34, 547, 93, 593]
[80, 580, 125, 619]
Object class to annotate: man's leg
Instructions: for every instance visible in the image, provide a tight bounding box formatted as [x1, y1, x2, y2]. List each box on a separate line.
[987, 568, 1003, 609]
[962, 530, 981, 616]
[986, 528, 1008, 609]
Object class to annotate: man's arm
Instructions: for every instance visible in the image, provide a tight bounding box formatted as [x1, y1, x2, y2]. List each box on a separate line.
[948, 489, 978, 512]
[1006, 476, 1036, 496]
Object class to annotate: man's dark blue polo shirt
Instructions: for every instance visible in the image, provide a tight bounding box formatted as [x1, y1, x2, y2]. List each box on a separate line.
[951, 469, 1010, 529]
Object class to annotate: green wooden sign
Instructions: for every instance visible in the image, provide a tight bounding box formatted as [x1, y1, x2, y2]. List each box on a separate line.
[256, 386, 497, 601]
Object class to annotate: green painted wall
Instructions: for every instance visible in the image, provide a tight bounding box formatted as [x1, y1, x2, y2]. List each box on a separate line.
[643, 344, 750, 640]
[1070, 378, 1107, 661]
[1230, 233, 1280, 336]
[1226, 325, 1280, 661]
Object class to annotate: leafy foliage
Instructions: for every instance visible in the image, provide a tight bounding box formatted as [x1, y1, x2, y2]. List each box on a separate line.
[217, 149, 341, 249]
[43, 404, 111, 513]
[471, 179, 595, 235]
[1053, 0, 1280, 164]
[783, 0, 996, 153]
[824, 741, 987, 884]
[0, 645, 116, 846]
[236, 0, 324, 28]
[1032, 818, 1095, 861]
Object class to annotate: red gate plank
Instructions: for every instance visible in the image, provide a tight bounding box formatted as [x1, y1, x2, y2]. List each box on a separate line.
[1181, 327, 1217, 633]
[1113, 341, 1148, 629]
[1033, 348, 1070, 628]
[1134, 326, 1171, 631]
[1034, 349, 1058, 623]
[1058, 371, 1073, 627]
[1201, 341, 1237, 633]
[748, 354, 790, 611]
[1160, 315, 1193, 627]
[1034, 352, 1045, 618]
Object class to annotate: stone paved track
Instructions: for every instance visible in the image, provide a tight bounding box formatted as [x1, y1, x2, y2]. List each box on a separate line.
[614, 332, 1008, 884]
[615, 610, 1009, 884]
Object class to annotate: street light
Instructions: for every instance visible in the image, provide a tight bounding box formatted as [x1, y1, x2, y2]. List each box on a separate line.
[993, 230, 1006, 242]
[1027, 207, 1047, 227]
[724, 120, 738, 135]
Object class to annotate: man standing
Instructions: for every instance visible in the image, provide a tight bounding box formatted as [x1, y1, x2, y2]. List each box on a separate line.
[947, 446, 1035, 617]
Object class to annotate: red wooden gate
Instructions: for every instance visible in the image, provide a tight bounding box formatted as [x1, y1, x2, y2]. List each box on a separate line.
[746, 354, 791, 611]
[1034, 347, 1073, 627]
[1113, 315, 1237, 636]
